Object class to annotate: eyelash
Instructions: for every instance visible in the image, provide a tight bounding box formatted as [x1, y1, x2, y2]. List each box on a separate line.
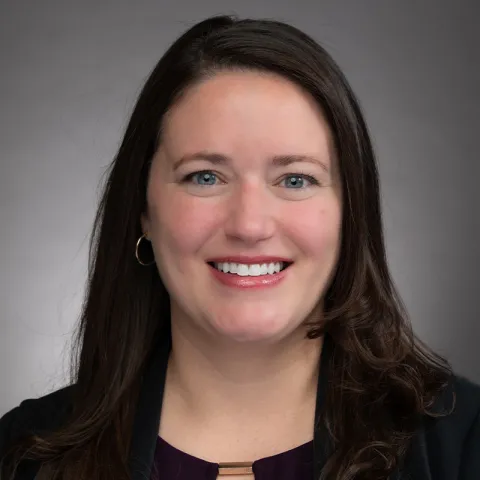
[181, 170, 320, 188]
[181, 170, 226, 186]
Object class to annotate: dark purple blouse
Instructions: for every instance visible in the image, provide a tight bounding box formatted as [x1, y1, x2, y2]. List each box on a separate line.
[150, 435, 314, 479]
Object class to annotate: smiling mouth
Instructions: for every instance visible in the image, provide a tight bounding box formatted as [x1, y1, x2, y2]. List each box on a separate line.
[207, 261, 292, 277]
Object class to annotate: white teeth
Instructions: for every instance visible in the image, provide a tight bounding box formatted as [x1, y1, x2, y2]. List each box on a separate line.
[238, 264, 249, 276]
[259, 264, 268, 275]
[212, 262, 287, 276]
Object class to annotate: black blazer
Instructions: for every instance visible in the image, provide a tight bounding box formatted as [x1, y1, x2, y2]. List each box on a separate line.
[1, 332, 480, 479]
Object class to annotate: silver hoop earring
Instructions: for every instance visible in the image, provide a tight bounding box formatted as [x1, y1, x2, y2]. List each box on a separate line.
[135, 233, 155, 266]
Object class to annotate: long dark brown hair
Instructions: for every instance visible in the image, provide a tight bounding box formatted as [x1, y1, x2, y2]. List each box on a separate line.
[1, 14, 452, 480]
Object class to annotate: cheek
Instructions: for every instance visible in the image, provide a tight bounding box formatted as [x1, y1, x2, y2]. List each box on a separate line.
[150, 192, 222, 257]
[286, 198, 342, 258]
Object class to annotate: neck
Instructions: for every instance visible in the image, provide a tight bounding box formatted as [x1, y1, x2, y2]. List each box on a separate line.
[163, 312, 324, 437]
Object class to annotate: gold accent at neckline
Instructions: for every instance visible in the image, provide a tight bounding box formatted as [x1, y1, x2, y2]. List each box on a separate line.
[218, 461, 254, 475]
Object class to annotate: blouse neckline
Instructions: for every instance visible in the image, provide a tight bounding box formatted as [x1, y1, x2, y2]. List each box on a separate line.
[157, 434, 313, 466]
[154, 434, 314, 477]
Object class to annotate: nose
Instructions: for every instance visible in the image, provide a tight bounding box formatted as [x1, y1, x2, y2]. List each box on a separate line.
[224, 181, 275, 245]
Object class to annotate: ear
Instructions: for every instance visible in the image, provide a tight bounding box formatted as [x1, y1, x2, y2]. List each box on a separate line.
[140, 213, 150, 239]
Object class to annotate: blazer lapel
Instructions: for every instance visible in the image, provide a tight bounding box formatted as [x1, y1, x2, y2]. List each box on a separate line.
[128, 325, 172, 480]
[311, 335, 406, 480]
[313, 332, 334, 479]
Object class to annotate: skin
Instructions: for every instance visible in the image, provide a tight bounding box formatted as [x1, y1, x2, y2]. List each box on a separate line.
[141, 70, 343, 473]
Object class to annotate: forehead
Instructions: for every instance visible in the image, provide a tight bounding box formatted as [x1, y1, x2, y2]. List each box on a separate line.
[161, 71, 335, 162]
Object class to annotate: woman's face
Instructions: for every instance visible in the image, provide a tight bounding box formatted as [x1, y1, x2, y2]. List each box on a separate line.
[142, 71, 342, 344]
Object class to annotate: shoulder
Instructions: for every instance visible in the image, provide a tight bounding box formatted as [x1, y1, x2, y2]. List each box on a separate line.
[429, 373, 480, 437]
[0, 385, 75, 457]
[404, 373, 480, 479]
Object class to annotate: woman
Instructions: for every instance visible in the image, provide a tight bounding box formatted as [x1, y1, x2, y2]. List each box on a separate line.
[0, 14, 479, 480]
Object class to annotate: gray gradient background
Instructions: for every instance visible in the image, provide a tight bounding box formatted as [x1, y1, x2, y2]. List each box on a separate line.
[0, 1, 478, 415]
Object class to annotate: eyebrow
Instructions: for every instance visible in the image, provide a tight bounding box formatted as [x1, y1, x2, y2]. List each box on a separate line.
[173, 152, 330, 173]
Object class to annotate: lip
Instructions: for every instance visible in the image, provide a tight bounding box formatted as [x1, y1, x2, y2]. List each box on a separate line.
[207, 261, 291, 289]
[206, 255, 293, 264]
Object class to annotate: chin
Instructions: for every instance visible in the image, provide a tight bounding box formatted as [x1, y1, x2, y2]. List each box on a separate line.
[209, 312, 296, 344]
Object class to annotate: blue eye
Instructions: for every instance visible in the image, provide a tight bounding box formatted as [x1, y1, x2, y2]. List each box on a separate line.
[281, 174, 317, 189]
[184, 171, 218, 186]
